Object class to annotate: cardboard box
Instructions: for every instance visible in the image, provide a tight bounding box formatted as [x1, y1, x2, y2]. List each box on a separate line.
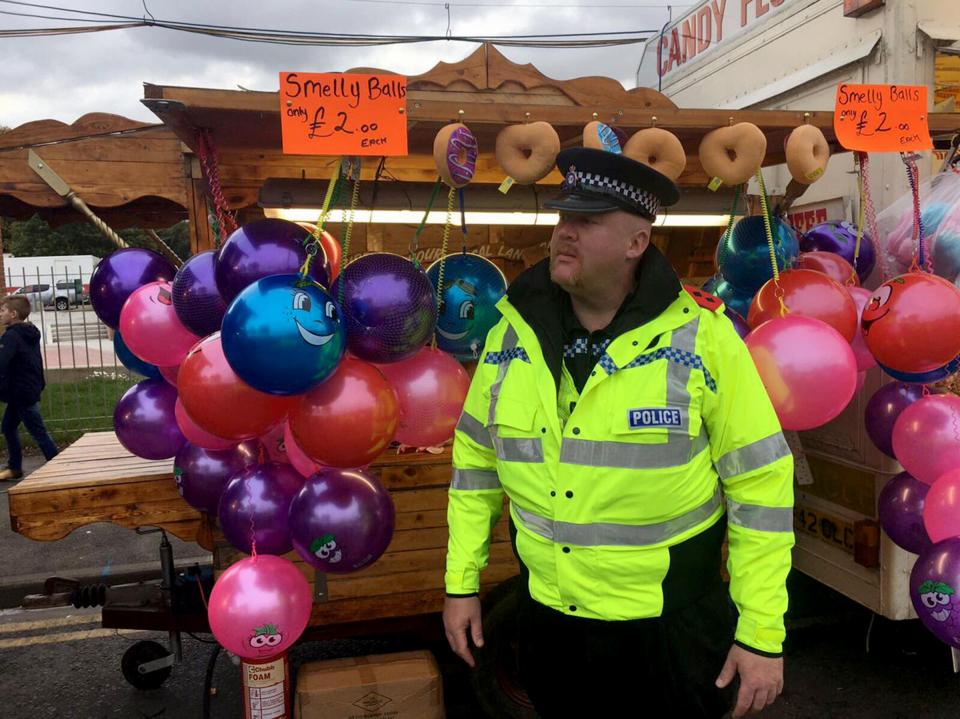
[295, 650, 444, 719]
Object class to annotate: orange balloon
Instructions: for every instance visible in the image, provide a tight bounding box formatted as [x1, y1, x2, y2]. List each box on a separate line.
[796, 251, 859, 287]
[178, 333, 300, 440]
[748, 269, 859, 341]
[289, 357, 399, 468]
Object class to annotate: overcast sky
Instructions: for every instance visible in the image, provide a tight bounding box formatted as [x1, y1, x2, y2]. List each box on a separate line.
[0, 0, 683, 129]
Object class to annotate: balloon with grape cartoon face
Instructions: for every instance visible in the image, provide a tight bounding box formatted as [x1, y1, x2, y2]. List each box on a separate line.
[249, 623, 284, 657]
[426, 254, 506, 360]
[221, 274, 345, 395]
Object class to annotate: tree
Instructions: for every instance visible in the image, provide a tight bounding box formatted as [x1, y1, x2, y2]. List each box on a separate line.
[6, 215, 193, 260]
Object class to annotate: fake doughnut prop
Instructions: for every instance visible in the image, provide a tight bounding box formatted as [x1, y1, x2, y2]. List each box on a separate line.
[433, 123, 478, 188]
[785, 125, 830, 184]
[495, 121, 561, 185]
[582, 121, 624, 154]
[623, 128, 687, 182]
[698, 122, 767, 187]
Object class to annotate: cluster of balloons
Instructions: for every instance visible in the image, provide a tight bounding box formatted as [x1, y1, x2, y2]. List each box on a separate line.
[94, 220, 504, 658]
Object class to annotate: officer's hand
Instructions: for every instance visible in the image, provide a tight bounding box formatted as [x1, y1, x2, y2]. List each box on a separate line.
[715, 643, 783, 717]
[443, 596, 484, 668]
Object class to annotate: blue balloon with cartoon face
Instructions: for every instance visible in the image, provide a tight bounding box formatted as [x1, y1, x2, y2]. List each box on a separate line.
[426, 253, 507, 360]
[221, 274, 345, 395]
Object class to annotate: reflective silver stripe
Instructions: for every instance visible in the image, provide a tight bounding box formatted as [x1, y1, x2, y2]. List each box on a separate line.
[492, 435, 544, 463]
[727, 499, 793, 532]
[513, 486, 723, 547]
[715, 432, 791, 480]
[560, 427, 709, 469]
[665, 318, 698, 434]
[487, 326, 519, 426]
[456, 411, 493, 449]
[451, 468, 501, 490]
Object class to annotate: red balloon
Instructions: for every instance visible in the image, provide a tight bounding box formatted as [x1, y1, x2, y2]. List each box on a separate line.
[376, 347, 470, 447]
[297, 223, 341, 282]
[178, 333, 299, 440]
[861, 272, 960, 373]
[748, 269, 859, 341]
[796, 251, 859, 287]
[289, 357, 398, 468]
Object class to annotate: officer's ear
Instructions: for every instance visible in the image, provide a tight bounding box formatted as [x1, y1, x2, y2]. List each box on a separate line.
[624, 217, 651, 261]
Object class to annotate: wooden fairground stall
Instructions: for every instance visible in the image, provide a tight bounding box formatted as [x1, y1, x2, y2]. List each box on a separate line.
[5, 43, 960, 716]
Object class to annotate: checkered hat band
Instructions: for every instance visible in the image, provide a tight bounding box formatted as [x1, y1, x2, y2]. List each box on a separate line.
[572, 171, 661, 217]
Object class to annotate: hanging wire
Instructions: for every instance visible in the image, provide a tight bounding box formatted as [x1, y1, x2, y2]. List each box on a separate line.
[716, 184, 742, 274]
[755, 169, 787, 318]
[859, 153, 883, 280]
[340, 165, 363, 271]
[435, 186, 457, 308]
[901, 153, 929, 273]
[457, 187, 468, 255]
[194, 129, 236, 246]
[411, 178, 444, 267]
[853, 152, 866, 285]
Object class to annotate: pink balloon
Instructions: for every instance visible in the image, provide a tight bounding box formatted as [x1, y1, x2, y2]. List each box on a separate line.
[745, 315, 858, 431]
[283, 422, 323, 477]
[376, 347, 471, 447]
[893, 395, 960, 485]
[259, 423, 290, 465]
[846, 287, 877, 372]
[159, 363, 180, 388]
[119, 281, 201, 366]
[207, 554, 312, 660]
[923, 469, 960, 543]
[175, 399, 235, 451]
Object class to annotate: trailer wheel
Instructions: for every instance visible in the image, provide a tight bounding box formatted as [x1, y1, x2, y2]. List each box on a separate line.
[55, 297, 69, 311]
[121, 640, 173, 690]
[470, 576, 538, 719]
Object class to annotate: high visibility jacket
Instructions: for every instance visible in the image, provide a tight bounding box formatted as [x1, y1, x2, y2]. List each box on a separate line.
[445, 266, 795, 655]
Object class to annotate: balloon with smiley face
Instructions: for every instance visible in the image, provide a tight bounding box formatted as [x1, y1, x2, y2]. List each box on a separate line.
[221, 274, 346, 396]
[426, 253, 507, 360]
[119, 281, 202, 367]
[861, 273, 960, 374]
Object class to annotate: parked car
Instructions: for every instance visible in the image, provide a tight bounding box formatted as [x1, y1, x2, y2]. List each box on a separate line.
[12, 280, 83, 311]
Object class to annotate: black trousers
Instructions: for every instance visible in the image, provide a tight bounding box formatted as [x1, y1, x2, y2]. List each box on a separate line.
[518, 585, 736, 718]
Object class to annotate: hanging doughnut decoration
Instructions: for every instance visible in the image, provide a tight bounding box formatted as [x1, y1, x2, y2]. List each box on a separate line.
[785, 125, 830, 184]
[495, 121, 561, 185]
[434, 123, 479, 188]
[698, 122, 767, 188]
[582, 121, 624, 154]
[623, 128, 687, 182]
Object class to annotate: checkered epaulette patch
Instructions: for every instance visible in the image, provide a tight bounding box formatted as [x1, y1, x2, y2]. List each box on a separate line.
[683, 285, 723, 313]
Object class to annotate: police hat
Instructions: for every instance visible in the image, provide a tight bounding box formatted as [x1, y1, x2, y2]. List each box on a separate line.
[543, 147, 680, 220]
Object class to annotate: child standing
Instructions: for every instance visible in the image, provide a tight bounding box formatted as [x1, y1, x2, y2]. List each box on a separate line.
[0, 296, 58, 480]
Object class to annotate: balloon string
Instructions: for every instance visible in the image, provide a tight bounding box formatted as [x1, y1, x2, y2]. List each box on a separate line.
[342, 169, 361, 265]
[853, 152, 866, 285]
[435, 187, 456, 308]
[249, 512, 258, 559]
[458, 188, 468, 254]
[860, 153, 883, 281]
[755, 169, 787, 317]
[301, 159, 344, 278]
[412, 178, 444, 268]
[195, 576, 209, 610]
[717, 184, 741, 273]
[901, 153, 928, 273]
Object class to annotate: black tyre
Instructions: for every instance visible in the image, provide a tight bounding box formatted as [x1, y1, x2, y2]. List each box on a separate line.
[55, 297, 69, 311]
[470, 576, 538, 719]
[121, 640, 173, 690]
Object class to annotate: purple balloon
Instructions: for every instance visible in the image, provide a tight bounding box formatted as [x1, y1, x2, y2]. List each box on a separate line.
[332, 253, 438, 364]
[90, 248, 176, 329]
[910, 537, 960, 647]
[724, 307, 750, 340]
[219, 463, 304, 555]
[288, 468, 395, 573]
[114, 378, 185, 460]
[801, 221, 876, 283]
[174, 440, 260, 514]
[878, 472, 931, 554]
[172, 250, 227, 336]
[215, 219, 330, 303]
[864, 382, 923, 457]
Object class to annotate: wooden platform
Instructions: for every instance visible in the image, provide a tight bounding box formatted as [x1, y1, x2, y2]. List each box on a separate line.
[8, 431, 518, 627]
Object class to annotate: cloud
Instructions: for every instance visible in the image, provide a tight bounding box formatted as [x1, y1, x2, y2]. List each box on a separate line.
[0, 0, 672, 128]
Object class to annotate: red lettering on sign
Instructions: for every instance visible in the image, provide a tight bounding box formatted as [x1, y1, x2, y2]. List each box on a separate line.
[682, 17, 697, 62]
[713, 0, 726, 41]
[741, 0, 751, 26]
[756, 0, 770, 16]
[697, 7, 712, 51]
[670, 27, 682, 68]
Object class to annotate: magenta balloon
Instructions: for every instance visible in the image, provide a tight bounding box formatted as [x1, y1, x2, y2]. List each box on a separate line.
[283, 422, 322, 477]
[175, 399, 235, 450]
[924, 469, 960, 544]
[89, 248, 176, 329]
[174, 440, 260, 514]
[207, 554, 312, 660]
[846, 287, 877, 371]
[376, 347, 470, 447]
[114, 378, 185, 459]
[218, 463, 304, 555]
[878, 472, 931, 554]
[119, 281, 201, 367]
[288, 467, 395, 573]
[893, 395, 960, 485]
[745, 315, 858, 431]
[864, 382, 923, 458]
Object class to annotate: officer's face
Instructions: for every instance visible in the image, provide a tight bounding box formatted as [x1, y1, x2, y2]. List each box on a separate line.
[549, 210, 650, 294]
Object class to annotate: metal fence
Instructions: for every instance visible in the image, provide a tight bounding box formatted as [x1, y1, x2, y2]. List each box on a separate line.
[4, 266, 140, 448]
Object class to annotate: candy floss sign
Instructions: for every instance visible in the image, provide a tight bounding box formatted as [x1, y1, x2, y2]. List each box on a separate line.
[657, 0, 798, 79]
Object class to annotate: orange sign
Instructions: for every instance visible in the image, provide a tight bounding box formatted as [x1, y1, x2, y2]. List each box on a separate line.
[834, 83, 932, 153]
[279, 72, 408, 156]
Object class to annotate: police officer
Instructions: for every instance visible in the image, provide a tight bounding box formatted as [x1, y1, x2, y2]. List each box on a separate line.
[443, 147, 794, 718]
